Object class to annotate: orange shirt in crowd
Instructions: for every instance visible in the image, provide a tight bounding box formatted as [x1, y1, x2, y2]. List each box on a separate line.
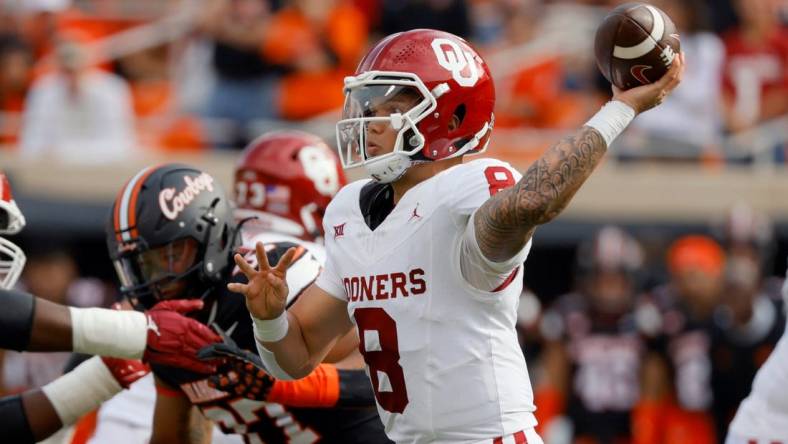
[261, 2, 368, 120]
[495, 57, 588, 130]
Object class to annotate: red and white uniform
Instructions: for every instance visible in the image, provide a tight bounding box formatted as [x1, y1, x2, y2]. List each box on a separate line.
[316, 159, 537, 443]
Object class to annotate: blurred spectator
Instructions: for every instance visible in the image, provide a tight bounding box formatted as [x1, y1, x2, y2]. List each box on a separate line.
[635, 235, 725, 444]
[537, 226, 647, 443]
[262, 0, 368, 120]
[721, 0, 788, 133]
[16, 0, 70, 60]
[116, 43, 208, 151]
[491, 0, 593, 130]
[380, 0, 471, 38]
[19, 31, 136, 163]
[0, 33, 32, 145]
[627, 0, 725, 158]
[0, 240, 111, 395]
[198, 0, 280, 148]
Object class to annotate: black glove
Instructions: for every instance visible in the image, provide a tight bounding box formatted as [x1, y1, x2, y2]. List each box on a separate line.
[197, 325, 275, 401]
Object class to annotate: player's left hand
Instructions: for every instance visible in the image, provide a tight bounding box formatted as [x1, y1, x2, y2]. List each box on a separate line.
[197, 326, 275, 400]
[228, 242, 298, 321]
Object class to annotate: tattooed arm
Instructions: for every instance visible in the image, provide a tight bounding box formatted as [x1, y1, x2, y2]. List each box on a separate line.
[474, 127, 606, 261]
[474, 53, 684, 263]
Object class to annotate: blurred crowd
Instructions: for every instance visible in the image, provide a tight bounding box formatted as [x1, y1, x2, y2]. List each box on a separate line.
[0, 2, 787, 442]
[516, 203, 786, 444]
[0, 0, 785, 161]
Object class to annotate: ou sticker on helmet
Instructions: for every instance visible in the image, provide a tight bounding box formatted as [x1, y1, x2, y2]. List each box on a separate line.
[431, 38, 480, 87]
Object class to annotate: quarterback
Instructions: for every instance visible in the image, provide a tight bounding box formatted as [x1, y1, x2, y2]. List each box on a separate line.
[231, 29, 684, 443]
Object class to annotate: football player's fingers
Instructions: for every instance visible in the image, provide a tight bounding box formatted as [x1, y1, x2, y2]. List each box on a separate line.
[166, 299, 205, 314]
[274, 247, 298, 272]
[196, 325, 222, 345]
[234, 253, 257, 277]
[256, 242, 272, 272]
[227, 282, 248, 294]
[660, 56, 682, 88]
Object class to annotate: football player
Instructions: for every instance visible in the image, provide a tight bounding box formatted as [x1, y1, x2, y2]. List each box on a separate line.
[111, 137, 388, 443]
[725, 267, 788, 443]
[539, 226, 647, 442]
[0, 172, 155, 444]
[230, 29, 684, 443]
[711, 205, 785, 440]
[635, 235, 725, 444]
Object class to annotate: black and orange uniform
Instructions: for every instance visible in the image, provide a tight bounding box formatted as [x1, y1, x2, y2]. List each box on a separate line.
[153, 240, 391, 444]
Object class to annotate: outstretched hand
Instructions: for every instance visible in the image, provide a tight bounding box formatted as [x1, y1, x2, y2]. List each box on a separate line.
[143, 299, 222, 374]
[227, 242, 298, 321]
[613, 51, 685, 114]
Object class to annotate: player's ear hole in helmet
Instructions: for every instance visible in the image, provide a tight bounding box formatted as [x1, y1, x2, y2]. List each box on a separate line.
[106, 164, 239, 310]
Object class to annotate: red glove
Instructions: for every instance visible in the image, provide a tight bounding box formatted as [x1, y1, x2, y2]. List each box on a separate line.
[101, 356, 150, 389]
[142, 300, 222, 374]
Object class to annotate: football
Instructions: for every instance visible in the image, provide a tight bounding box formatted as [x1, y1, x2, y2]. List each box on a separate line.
[594, 2, 681, 90]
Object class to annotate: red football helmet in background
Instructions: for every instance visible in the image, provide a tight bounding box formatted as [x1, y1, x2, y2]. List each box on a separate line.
[234, 131, 346, 242]
[0, 172, 26, 289]
[337, 28, 495, 183]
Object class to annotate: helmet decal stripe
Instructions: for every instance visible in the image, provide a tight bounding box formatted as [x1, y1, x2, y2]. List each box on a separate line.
[117, 166, 155, 242]
[127, 166, 159, 240]
[114, 178, 131, 241]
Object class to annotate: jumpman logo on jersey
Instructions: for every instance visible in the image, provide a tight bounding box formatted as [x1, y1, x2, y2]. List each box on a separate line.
[409, 203, 422, 222]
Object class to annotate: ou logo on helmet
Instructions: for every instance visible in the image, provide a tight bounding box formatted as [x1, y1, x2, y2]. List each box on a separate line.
[298, 145, 340, 196]
[431, 38, 480, 87]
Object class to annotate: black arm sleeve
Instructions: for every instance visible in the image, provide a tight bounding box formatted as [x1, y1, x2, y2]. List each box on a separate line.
[0, 395, 35, 444]
[0, 289, 35, 351]
[337, 369, 376, 408]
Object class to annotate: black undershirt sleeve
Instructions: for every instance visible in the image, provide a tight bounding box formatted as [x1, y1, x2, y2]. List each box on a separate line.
[0, 289, 35, 351]
[0, 395, 36, 444]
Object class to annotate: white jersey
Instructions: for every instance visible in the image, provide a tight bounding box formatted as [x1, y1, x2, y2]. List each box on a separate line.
[727, 282, 788, 442]
[316, 159, 536, 443]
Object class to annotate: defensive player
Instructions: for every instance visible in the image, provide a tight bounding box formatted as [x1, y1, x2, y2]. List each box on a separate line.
[725, 267, 788, 443]
[539, 226, 647, 442]
[106, 143, 388, 442]
[231, 29, 684, 443]
[0, 172, 157, 443]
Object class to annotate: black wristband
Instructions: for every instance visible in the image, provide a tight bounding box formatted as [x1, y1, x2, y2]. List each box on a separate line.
[337, 369, 377, 408]
[0, 395, 36, 444]
[0, 289, 35, 351]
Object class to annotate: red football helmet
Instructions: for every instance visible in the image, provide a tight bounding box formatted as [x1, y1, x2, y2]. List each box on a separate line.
[0, 172, 26, 289]
[336, 28, 495, 183]
[234, 131, 346, 241]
